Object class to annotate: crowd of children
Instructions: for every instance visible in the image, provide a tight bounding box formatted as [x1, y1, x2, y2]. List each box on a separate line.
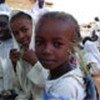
[0, 0, 100, 100]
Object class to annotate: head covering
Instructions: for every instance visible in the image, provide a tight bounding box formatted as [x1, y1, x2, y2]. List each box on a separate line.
[10, 10, 35, 51]
[0, 11, 14, 92]
[84, 41, 100, 62]
[0, 11, 10, 16]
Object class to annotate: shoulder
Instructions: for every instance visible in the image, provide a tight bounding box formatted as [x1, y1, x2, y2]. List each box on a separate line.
[46, 69, 85, 95]
[46, 71, 86, 99]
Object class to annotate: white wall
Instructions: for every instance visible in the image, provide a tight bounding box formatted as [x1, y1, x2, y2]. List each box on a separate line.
[50, 0, 100, 24]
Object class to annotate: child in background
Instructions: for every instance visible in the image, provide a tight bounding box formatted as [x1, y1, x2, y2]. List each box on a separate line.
[10, 10, 48, 100]
[82, 30, 100, 75]
[0, 11, 16, 100]
[34, 11, 86, 99]
[0, 0, 12, 12]
[31, 0, 48, 23]
[83, 38, 100, 75]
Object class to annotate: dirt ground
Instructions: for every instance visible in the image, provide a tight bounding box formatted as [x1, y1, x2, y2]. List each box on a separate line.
[6, 0, 33, 10]
[6, 0, 53, 11]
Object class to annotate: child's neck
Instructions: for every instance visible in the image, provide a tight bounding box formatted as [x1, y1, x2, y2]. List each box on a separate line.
[50, 61, 73, 80]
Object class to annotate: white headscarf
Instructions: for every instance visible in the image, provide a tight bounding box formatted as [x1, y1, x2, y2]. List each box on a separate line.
[10, 10, 35, 51]
[0, 11, 10, 16]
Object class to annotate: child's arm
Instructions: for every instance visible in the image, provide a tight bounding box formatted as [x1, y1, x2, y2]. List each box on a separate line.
[27, 61, 49, 87]
[84, 52, 100, 75]
[22, 49, 49, 87]
[21, 49, 38, 65]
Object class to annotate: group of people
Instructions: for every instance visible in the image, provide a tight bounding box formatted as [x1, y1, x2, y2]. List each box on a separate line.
[0, 0, 100, 100]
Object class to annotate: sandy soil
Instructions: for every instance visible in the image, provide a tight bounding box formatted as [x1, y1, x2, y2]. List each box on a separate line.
[6, 0, 33, 10]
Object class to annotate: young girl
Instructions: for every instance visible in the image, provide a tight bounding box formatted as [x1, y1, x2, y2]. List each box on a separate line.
[34, 11, 86, 99]
[10, 10, 48, 100]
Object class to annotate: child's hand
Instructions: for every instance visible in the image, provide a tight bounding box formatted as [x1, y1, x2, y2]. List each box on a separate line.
[10, 49, 20, 68]
[22, 49, 38, 65]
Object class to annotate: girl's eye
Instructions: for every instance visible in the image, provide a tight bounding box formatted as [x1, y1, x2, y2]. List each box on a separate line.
[0, 22, 7, 27]
[21, 28, 28, 33]
[13, 31, 18, 36]
[53, 42, 63, 48]
[35, 40, 44, 46]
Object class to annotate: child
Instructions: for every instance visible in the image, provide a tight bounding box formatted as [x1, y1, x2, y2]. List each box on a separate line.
[10, 10, 48, 100]
[0, 11, 16, 100]
[82, 30, 100, 74]
[31, 0, 48, 23]
[34, 11, 86, 99]
[83, 38, 100, 96]
[83, 39, 100, 75]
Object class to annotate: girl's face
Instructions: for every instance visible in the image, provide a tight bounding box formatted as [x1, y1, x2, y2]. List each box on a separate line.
[35, 20, 74, 70]
[0, 15, 11, 41]
[11, 17, 32, 49]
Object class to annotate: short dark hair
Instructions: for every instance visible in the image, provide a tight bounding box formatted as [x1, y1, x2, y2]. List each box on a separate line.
[0, 15, 9, 20]
[35, 11, 82, 43]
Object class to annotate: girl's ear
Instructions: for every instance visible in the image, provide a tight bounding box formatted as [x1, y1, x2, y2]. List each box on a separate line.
[66, 49, 72, 59]
[68, 54, 76, 64]
[67, 49, 71, 54]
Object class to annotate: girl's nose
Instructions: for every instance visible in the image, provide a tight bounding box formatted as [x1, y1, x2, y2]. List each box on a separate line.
[43, 43, 53, 54]
[19, 31, 25, 39]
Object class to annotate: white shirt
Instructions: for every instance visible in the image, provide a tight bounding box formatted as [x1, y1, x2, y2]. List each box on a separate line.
[44, 68, 86, 100]
[83, 41, 100, 75]
[0, 39, 14, 91]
